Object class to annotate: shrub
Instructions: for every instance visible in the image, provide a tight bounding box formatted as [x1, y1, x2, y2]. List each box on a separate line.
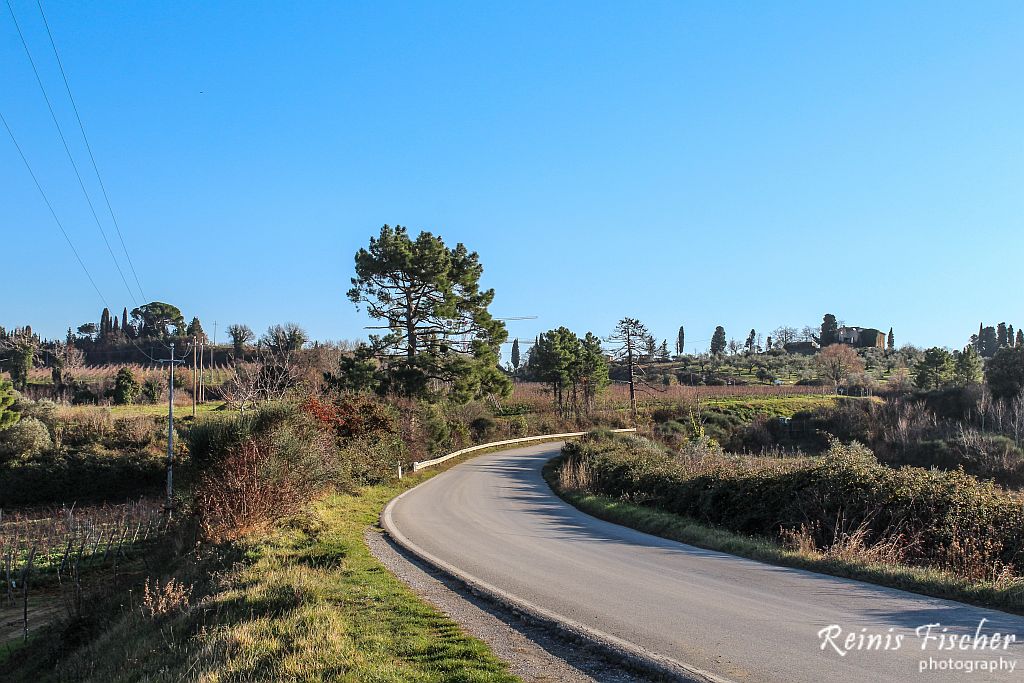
[19, 398, 57, 428]
[506, 414, 529, 437]
[54, 407, 113, 449]
[0, 416, 52, 459]
[112, 415, 158, 450]
[0, 450, 164, 505]
[470, 415, 498, 442]
[193, 408, 346, 539]
[565, 434, 1024, 574]
[141, 377, 164, 404]
[108, 367, 141, 405]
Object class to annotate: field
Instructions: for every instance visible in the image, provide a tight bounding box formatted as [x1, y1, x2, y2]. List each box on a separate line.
[0, 498, 168, 652]
[24, 363, 235, 388]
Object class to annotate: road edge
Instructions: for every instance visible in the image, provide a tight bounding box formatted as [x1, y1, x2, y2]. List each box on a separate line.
[379, 444, 736, 683]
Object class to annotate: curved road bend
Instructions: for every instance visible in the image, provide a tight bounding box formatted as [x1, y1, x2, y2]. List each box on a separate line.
[388, 443, 1024, 682]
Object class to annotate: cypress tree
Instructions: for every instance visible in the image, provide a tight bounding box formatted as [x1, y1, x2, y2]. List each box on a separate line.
[122, 308, 130, 337]
[887, 327, 895, 351]
[997, 322, 1008, 348]
[100, 308, 111, 338]
[1018, 330, 1024, 348]
[710, 326, 727, 355]
[676, 326, 685, 356]
[511, 338, 521, 370]
[1009, 325, 1015, 347]
[820, 314, 838, 346]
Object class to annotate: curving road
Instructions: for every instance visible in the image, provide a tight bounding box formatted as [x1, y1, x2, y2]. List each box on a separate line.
[386, 443, 1024, 682]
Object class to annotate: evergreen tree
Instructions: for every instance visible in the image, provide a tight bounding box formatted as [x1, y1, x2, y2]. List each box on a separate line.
[108, 367, 140, 405]
[820, 314, 838, 346]
[1009, 325, 1015, 347]
[510, 338, 521, 370]
[745, 329, 756, 353]
[997, 322, 1008, 348]
[644, 335, 657, 363]
[887, 327, 895, 351]
[953, 346, 983, 386]
[348, 225, 509, 401]
[766, 335, 773, 351]
[122, 308, 130, 337]
[608, 318, 649, 422]
[1018, 330, 1024, 348]
[710, 326, 727, 355]
[0, 379, 19, 431]
[979, 326, 1000, 358]
[186, 317, 208, 343]
[657, 339, 670, 362]
[324, 343, 380, 394]
[112, 316, 120, 335]
[675, 326, 685, 356]
[915, 347, 954, 390]
[100, 308, 111, 339]
[131, 302, 186, 338]
[526, 327, 608, 419]
[986, 346, 1024, 399]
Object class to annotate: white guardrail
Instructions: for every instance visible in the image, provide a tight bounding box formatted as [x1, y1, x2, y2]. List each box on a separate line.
[408, 428, 637, 473]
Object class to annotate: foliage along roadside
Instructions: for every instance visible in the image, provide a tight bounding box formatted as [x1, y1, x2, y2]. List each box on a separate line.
[546, 432, 1024, 615]
[2, 472, 519, 682]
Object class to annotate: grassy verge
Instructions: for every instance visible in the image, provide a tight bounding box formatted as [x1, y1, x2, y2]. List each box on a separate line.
[4, 464, 519, 682]
[543, 457, 1024, 615]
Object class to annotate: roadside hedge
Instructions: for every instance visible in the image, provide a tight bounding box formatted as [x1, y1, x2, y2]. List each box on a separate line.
[564, 433, 1024, 570]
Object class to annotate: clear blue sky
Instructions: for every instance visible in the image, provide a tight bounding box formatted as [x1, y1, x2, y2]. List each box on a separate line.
[3, 1, 1021, 354]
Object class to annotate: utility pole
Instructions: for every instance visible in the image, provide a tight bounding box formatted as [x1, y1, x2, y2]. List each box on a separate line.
[192, 337, 197, 417]
[199, 341, 205, 404]
[159, 343, 184, 518]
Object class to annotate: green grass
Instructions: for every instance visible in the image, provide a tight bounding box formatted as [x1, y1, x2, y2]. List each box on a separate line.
[5, 469, 520, 682]
[543, 457, 1024, 616]
[110, 400, 228, 417]
[698, 393, 860, 417]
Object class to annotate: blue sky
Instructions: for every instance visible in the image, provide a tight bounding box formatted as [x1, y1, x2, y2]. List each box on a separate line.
[2, 1, 1021, 354]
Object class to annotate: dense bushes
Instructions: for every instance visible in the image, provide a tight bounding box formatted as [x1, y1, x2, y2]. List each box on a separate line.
[0, 400, 168, 506]
[564, 433, 1024, 577]
[188, 397, 406, 538]
[0, 451, 165, 506]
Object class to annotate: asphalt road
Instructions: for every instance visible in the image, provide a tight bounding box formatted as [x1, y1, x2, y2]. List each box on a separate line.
[387, 443, 1024, 682]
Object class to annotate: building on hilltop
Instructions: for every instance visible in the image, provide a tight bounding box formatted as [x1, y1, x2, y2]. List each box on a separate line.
[783, 340, 820, 355]
[836, 326, 886, 349]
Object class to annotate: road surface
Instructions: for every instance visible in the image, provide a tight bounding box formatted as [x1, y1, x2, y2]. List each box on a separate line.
[386, 443, 1024, 682]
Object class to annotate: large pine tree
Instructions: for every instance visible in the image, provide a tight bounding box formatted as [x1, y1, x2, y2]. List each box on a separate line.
[348, 225, 509, 401]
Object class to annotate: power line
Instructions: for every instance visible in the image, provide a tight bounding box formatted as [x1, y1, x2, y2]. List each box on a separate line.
[35, 0, 147, 302]
[1, 110, 108, 309]
[6, 0, 141, 307]
[2, 112, 168, 364]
